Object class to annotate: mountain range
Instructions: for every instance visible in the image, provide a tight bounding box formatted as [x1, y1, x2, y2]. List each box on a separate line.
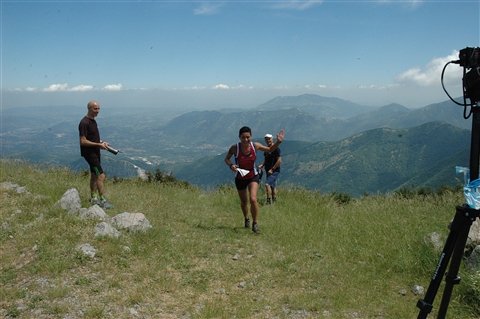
[171, 122, 470, 197]
[1, 94, 474, 196]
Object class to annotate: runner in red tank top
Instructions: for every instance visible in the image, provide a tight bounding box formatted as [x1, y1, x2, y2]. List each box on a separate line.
[234, 141, 258, 180]
[224, 126, 285, 233]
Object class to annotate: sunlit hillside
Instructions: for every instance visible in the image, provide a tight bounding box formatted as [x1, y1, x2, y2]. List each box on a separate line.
[1, 159, 479, 318]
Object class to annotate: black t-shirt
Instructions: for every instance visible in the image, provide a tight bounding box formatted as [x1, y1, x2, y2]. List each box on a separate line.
[264, 148, 281, 172]
[79, 116, 100, 157]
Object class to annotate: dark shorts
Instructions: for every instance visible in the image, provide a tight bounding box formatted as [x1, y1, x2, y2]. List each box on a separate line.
[266, 171, 280, 188]
[235, 175, 260, 191]
[83, 156, 103, 176]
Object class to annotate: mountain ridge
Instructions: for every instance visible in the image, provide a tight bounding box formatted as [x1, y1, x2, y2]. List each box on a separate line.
[1, 94, 474, 196]
[171, 121, 471, 197]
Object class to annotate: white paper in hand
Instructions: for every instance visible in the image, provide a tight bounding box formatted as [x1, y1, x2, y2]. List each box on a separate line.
[236, 168, 250, 177]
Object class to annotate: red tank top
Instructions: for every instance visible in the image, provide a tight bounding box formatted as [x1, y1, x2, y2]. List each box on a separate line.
[235, 142, 257, 180]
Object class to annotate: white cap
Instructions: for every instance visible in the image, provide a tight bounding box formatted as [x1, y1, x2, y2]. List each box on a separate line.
[264, 134, 273, 138]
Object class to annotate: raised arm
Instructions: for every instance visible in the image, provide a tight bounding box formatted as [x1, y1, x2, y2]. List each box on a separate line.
[255, 129, 285, 153]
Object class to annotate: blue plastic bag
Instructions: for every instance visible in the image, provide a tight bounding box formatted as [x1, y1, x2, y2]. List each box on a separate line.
[455, 166, 480, 209]
[464, 179, 480, 209]
[456, 166, 470, 186]
[457, 166, 480, 209]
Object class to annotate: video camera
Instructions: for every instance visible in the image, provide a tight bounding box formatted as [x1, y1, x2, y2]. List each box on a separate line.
[442, 47, 480, 106]
[459, 47, 480, 103]
[459, 47, 480, 68]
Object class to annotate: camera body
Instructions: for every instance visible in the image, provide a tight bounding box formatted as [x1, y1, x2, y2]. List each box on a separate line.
[459, 47, 480, 103]
[465, 67, 480, 103]
[459, 47, 480, 68]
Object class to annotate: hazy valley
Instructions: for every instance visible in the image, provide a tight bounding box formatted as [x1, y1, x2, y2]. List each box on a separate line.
[1, 94, 473, 196]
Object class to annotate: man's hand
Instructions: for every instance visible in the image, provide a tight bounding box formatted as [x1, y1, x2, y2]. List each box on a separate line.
[99, 141, 110, 150]
[276, 129, 285, 143]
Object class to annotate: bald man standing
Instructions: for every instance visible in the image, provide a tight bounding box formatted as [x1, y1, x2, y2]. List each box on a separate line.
[78, 100, 114, 209]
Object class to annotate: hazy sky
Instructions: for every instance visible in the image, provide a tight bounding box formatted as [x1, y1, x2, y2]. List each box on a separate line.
[2, 0, 480, 110]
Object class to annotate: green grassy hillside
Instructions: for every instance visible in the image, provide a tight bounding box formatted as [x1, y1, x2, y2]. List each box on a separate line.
[171, 122, 471, 197]
[1, 160, 479, 318]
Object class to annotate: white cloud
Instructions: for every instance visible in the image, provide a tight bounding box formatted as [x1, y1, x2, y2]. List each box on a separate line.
[212, 84, 230, 89]
[376, 0, 423, 7]
[232, 84, 246, 89]
[43, 83, 68, 92]
[395, 51, 462, 86]
[103, 83, 123, 91]
[9, 83, 125, 92]
[359, 84, 387, 90]
[271, 0, 323, 10]
[194, 3, 224, 15]
[70, 85, 94, 91]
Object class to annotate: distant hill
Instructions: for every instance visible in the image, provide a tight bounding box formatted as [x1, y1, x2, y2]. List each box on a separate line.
[254, 93, 377, 118]
[398, 147, 470, 191]
[1, 94, 475, 196]
[341, 103, 412, 134]
[380, 100, 470, 130]
[156, 107, 342, 146]
[166, 139, 313, 190]
[171, 122, 471, 197]
[155, 95, 471, 149]
[281, 122, 470, 196]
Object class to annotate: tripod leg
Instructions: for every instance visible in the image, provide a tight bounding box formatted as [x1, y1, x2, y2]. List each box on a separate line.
[436, 211, 473, 319]
[416, 206, 464, 319]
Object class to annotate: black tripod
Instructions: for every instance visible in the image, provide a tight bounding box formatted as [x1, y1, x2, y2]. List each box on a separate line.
[416, 106, 480, 318]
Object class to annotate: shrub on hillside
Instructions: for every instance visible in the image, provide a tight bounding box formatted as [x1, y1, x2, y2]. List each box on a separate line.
[394, 184, 462, 199]
[330, 190, 351, 204]
[146, 169, 191, 188]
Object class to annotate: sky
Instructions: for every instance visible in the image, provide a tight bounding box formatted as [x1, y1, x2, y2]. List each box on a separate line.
[2, 0, 480, 111]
